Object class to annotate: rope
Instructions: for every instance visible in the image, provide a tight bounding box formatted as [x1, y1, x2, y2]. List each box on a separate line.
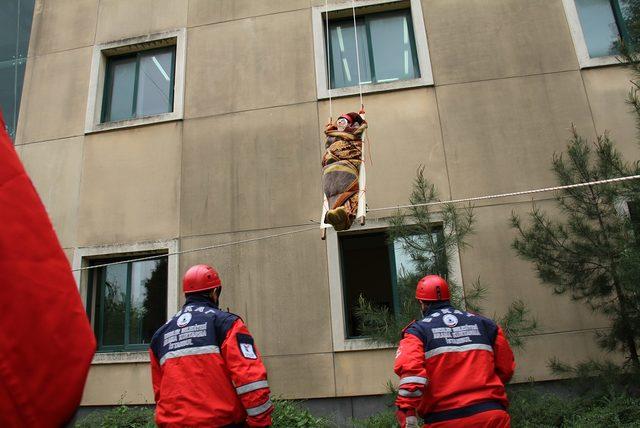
[367, 174, 640, 213]
[352, 0, 364, 108]
[72, 175, 640, 271]
[72, 226, 317, 272]
[325, 0, 333, 120]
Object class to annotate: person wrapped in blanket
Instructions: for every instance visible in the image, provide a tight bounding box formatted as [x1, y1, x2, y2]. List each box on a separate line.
[322, 111, 367, 231]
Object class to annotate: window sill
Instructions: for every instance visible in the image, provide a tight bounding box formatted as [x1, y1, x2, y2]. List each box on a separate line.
[85, 112, 182, 134]
[335, 337, 395, 352]
[579, 55, 624, 69]
[92, 351, 151, 365]
[318, 77, 433, 100]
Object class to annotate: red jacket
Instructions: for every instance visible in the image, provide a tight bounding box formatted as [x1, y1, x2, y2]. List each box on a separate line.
[0, 112, 95, 427]
[150, 295, 272, 427]
[394, 302, 514, 424]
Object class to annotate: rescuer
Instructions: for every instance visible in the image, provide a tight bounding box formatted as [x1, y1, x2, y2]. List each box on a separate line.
[394, 275, 515, 428]
[149, 264, 273, 427]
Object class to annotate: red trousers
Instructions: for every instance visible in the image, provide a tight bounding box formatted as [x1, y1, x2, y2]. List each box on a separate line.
[424, 410, 510, 428]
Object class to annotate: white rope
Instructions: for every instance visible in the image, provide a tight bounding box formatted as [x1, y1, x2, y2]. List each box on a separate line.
[325, 0, 333, 120]
[367, 174, 640, 213]
[72, 226, 318, 272]
[352, 0, 364, 108]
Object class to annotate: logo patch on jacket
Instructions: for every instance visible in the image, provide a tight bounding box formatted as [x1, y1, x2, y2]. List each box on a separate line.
[443, 314, 458, 327]
[237, 334, 257, 359]
[176, 312, 192, 327]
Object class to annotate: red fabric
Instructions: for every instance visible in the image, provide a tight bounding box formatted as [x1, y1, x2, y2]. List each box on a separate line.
[424, 409, 510, 428]
[395, 327, 514, 417]
[0, 112, 96, 427]
[222, 320, 273, 427]
[493, 328, 516, 384]
[395, 333, 428, 410]
[151, 319, 272, 427]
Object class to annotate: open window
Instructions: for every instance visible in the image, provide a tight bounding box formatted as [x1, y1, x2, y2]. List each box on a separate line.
[326, 223, 458, 350]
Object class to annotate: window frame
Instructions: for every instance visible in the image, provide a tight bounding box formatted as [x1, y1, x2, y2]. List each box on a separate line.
[325, 220, 464, 352]
[100, 46, 176, 124]
[312, 0, 433, 100]
[72, 240, 179, 363]
[87, 255, 168, 353]
[562, 0, 629, 68]
[84, 29, 186, 134]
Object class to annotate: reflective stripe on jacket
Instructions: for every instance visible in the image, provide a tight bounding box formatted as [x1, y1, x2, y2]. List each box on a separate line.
[150, 295, 272, 427]
[394, 302, 515, 422]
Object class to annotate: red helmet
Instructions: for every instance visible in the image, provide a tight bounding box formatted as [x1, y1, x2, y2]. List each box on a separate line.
[339, 112, 363, 124]
[415, 275, 450, 301]
[183, 264, 222, 294]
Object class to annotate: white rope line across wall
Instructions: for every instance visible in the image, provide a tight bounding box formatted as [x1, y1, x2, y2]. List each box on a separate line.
[72, 175, 640, 272]
[367, 174, 640, 213]
[72, 226, 318, 272]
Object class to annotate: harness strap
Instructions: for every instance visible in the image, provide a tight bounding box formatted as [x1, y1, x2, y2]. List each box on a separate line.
[422, 401, 505, 424]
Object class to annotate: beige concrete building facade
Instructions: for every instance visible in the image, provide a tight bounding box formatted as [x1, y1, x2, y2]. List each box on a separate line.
[14, 0, 640, 419]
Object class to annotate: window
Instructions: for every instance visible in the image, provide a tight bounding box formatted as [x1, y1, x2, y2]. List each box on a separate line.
[87, 256, 168, 352]
[313, 0, 433, 99]
[0, 0, 35, 139]
[339, 229, 439, 338]
[328, 9, 419, 89]
[85, 29, 186, 133]
[326, 223, 461, 351]
[102, 47, 175, 123]
[563, 0, 635, 66]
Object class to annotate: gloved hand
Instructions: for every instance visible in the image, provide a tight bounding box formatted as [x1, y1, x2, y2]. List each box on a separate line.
[395, 408, 418, 428]
[405, 415, 419, 428]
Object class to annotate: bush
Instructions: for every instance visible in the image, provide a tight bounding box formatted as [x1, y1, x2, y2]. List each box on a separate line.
[508, 388, 575, 428]
[271, 399, 332, 427]
[74, 405, 154, 428]
[351, 409, 398, 428]
[72, 387, 640, 428]
[75, 400, 332, 428]
[508, 386, 640, 428]
[566, 392, 640, 427]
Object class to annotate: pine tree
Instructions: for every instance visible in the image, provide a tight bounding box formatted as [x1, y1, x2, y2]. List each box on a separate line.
[355, 166, 537, 346]
[510, 128, 640, 370]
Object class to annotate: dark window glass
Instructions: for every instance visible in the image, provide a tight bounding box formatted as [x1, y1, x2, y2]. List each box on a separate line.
[129, 260, 168, 345]
[101, 264, 127, 346]
[105, 56, 137, 122]
[328, 9, 419, 89]
[0, 63, 17, 136]
[102, 47, 175, 123]
[0, 1, 19, 61]
[90, 257, 168, 352]
[340, 232, 393, 338]
[0, 0, 35, 139]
